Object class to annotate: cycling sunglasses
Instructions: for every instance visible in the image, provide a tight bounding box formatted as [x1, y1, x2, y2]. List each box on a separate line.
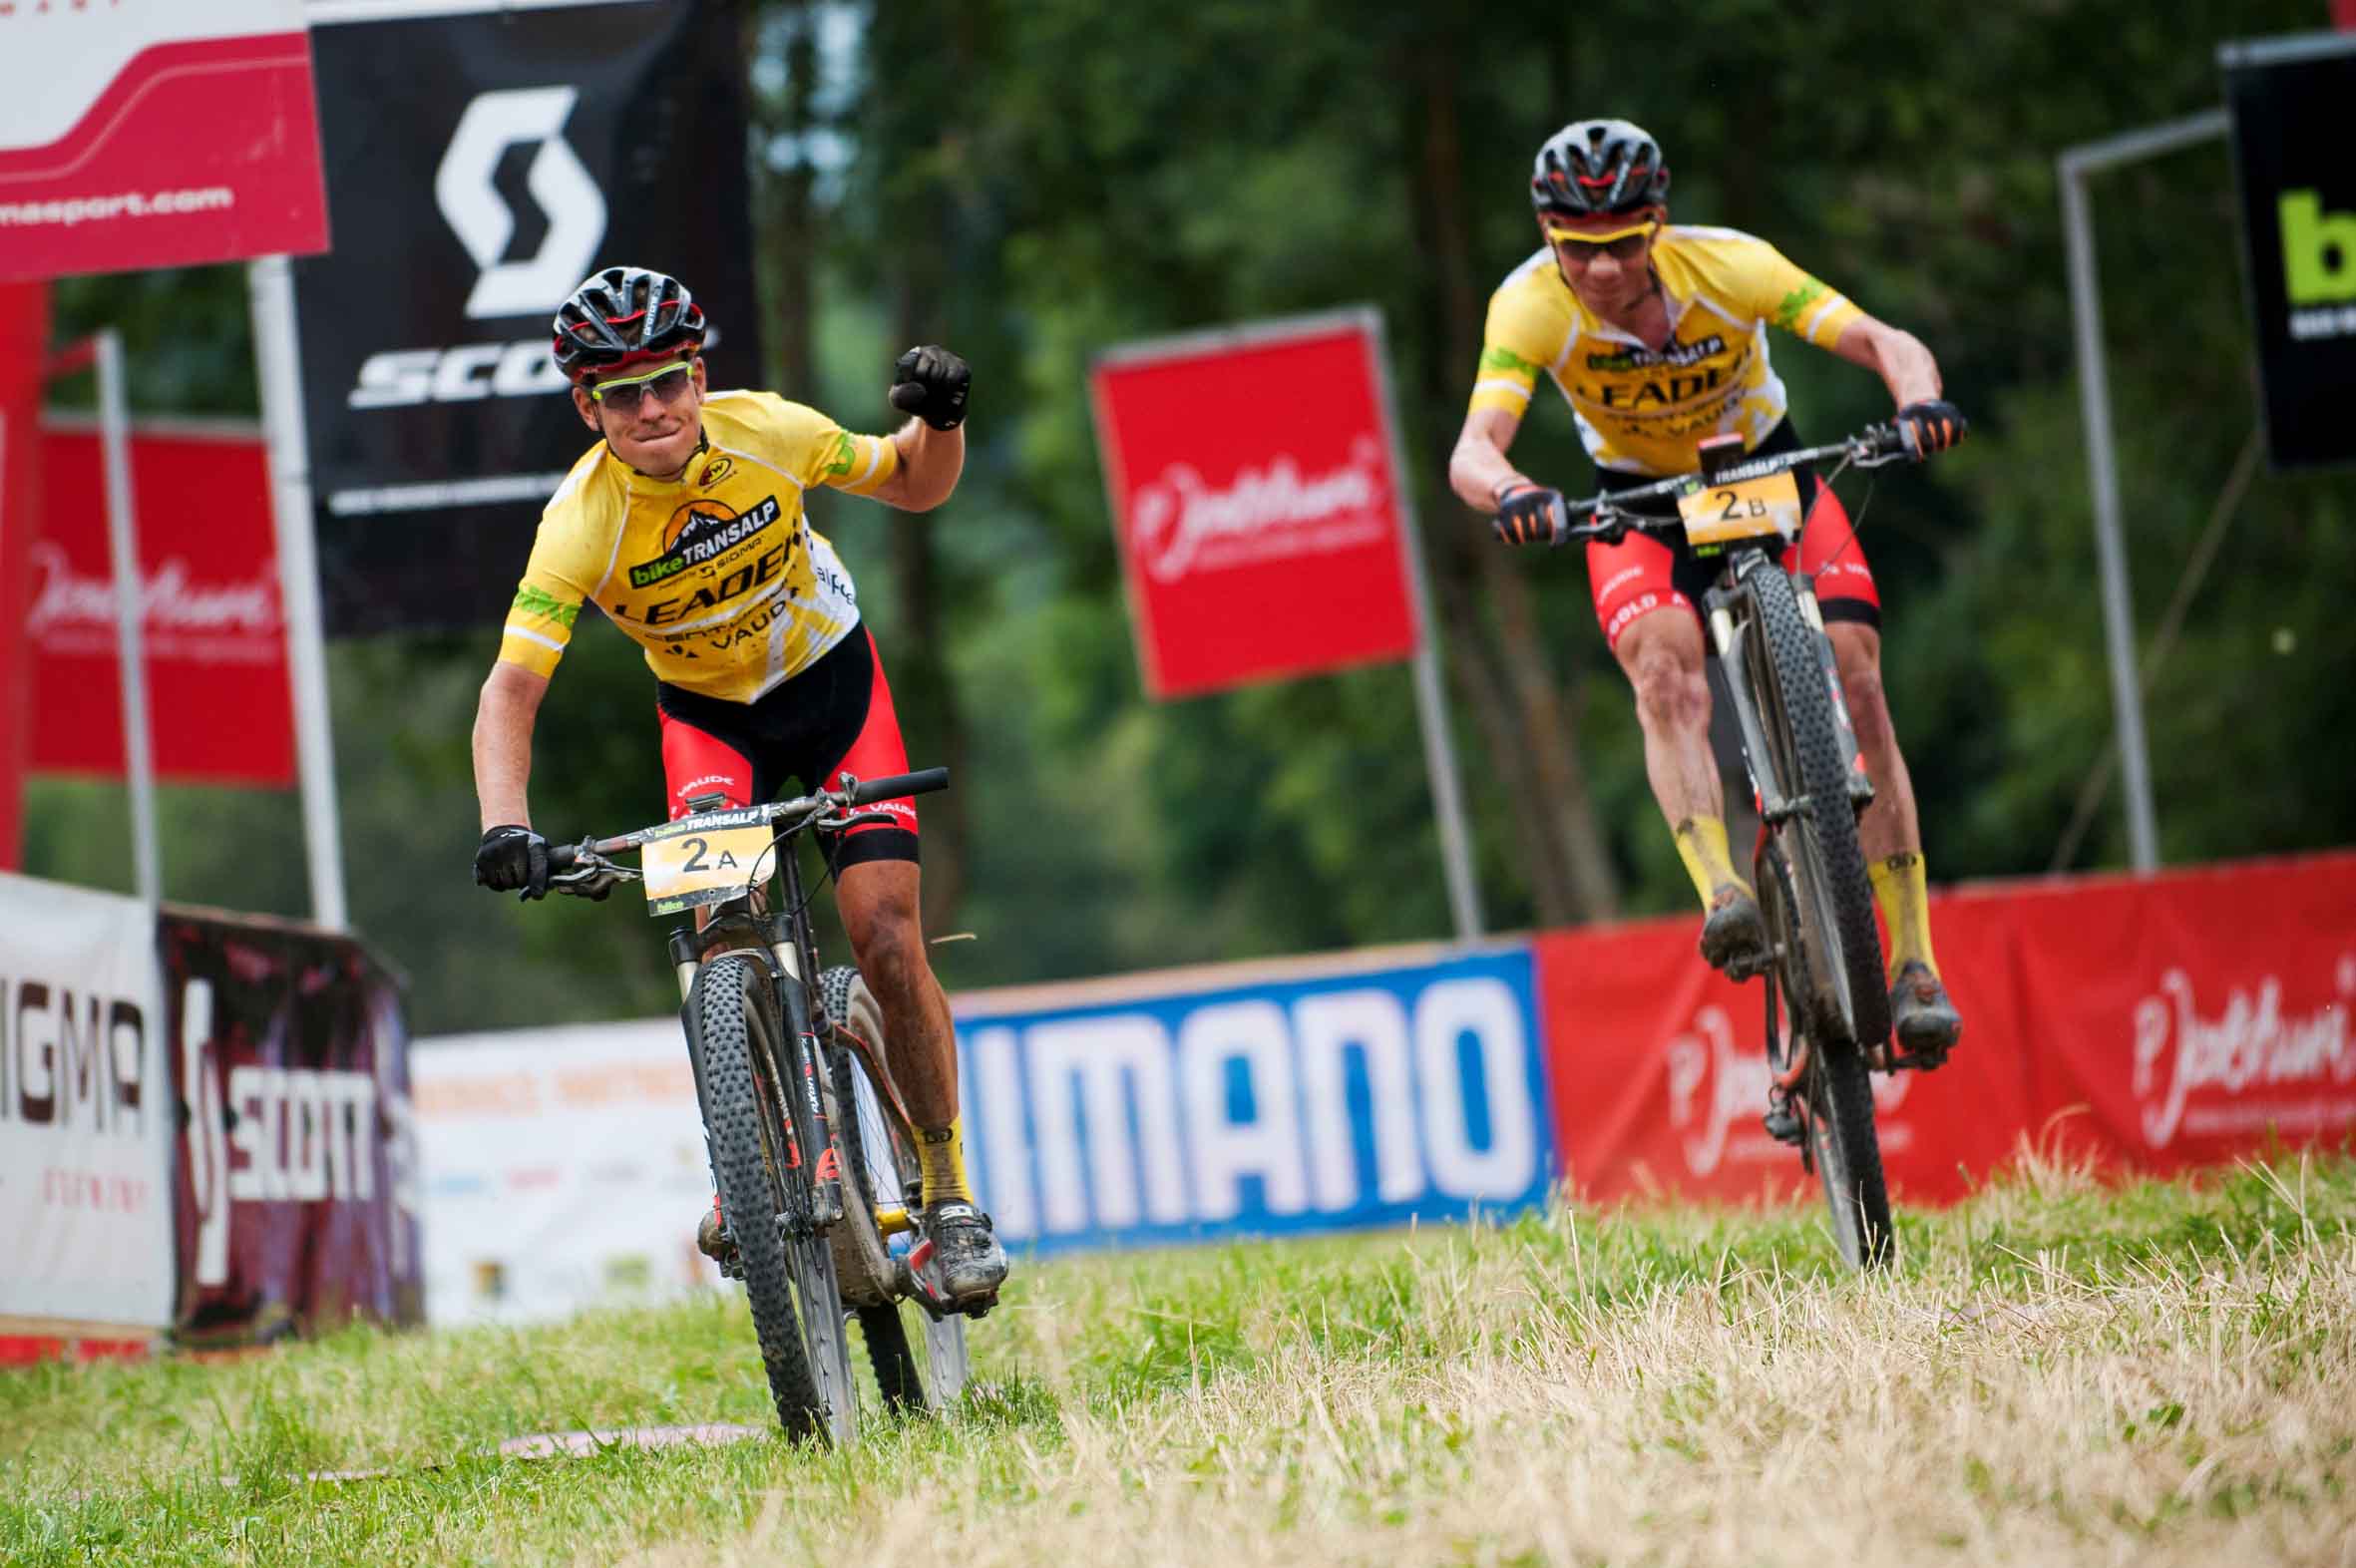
[589, 357, 695, 414]
[1545, 218, 1658, 264]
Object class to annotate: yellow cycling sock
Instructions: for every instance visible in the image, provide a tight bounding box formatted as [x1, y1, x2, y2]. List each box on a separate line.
[1869, 852, 1939, 980]
[917, 1119, 973, 1208]
[1672, 816, 1750, 908]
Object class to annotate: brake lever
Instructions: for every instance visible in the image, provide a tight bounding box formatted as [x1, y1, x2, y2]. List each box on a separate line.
[815, 809, 897, 834]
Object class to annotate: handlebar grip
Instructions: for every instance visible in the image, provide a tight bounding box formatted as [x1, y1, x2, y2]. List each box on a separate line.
[545, 841, 580, 873]
[1860, 422, 1907, 458]
[850, 767, 949, 804]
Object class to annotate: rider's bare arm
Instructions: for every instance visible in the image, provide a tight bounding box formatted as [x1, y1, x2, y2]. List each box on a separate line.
[1448, 404, 1531, 512]
[1829, 314, 1943, 410]
[869, 419, 964, 512]
[472, 659, 550, 830]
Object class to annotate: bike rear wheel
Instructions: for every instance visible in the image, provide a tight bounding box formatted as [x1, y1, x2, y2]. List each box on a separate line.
[821, 966, 970, 1412]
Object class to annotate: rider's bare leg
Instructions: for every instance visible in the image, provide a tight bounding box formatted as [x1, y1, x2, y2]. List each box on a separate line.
[1615, 608, 1741, 899]
[1824, 622, 1940, 980]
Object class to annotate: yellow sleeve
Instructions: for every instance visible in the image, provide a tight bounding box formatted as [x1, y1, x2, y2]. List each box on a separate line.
[497, 465, 604, 679]
[730, 391, 902, 497]
[1468, 265, 1565, 418]
[811, 424, 901, 497]
[1736, 236, 1864, 349]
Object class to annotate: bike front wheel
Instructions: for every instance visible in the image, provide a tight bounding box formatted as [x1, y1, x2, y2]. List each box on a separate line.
[688, 953, 837, 1438]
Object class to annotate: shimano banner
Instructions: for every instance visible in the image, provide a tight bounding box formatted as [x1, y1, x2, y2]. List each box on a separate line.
[298, 1, 758, 633]
[958, 948, 1555, 1254]
[2222, 31, 2356, 471]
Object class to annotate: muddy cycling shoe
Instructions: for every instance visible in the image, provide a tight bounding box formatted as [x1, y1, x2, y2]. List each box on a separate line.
[696, 1197, 743, 1281]
[912, 1201, 1008, 1315]
[1888, 961, 1962, 1067]
[1699, 884, 1770, 980]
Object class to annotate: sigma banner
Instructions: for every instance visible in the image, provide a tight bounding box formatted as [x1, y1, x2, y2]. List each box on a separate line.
[29, 420, 291, 786]
[298, 0, 759, 633]
[411, 1019, 720, 1325]
[1091, 310, 1424, 699]
[958, 947, 1554, 1253]
[0, 0, 328, 282]
[0, 873, 173, 1328]
[2222, 31, 2356, 470]
[164, 910, 421, 1343]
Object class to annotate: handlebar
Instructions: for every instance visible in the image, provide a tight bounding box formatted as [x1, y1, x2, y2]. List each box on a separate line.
[543, 766, 951, 889]
[1512, 422, 1914, 547]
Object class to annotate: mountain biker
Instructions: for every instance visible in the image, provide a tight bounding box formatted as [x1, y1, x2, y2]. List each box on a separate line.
[468, 264, 1008, 1309]
[1447, 120, 1964, 1063]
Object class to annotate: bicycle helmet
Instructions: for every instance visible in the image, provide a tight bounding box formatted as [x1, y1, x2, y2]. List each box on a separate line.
[1530, 119, 1671, 217]
[552, 265, 707, 384]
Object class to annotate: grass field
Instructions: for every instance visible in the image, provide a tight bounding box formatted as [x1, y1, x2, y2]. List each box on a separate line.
[5, 1152, 2354, 1567]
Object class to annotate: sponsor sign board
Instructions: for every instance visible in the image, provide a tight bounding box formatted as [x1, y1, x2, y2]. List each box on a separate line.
[297, 0, 759, 633]
[410, 1018, 721, 1325]
[0, 0, 327, 281]
[1090, 312, 1423, 699]
[2222, 31, 2356, 470]
[0, 872, 173, 1327]
[163, 911, 421, 1342]
[958, 948, 1554, 1252]
[30, 420, 291, 786]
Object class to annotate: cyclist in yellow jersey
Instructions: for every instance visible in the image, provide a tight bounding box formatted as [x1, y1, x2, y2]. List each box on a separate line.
[469, 265, 1007, 1305]
[1448, 121, 1966, 1062]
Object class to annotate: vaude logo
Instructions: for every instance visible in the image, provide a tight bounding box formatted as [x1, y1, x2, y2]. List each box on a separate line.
[436, 87, 606, 320]
[1129, 435, 1389, 584]
[2129, 958, 2356, 1149]
[348, 87, 607, 411]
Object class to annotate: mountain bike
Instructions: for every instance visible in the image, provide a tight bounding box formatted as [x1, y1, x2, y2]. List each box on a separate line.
[538, 767, 975, 1439]
[1512, 424, 1939, 1269]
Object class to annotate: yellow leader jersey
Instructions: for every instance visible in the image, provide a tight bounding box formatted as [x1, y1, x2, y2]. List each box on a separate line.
[1467, 224, 1863, 476]
[498, 390, 900, 703]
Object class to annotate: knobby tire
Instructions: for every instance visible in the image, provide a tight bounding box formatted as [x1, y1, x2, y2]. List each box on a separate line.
[1746, 568, 1895, 1268]
[688, 953, 826, 1435]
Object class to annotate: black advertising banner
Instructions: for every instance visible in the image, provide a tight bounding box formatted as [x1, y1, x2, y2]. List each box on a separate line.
[2222, 32, 2356, 472]
[297, 0, 760, 633]
[165, 911, 422, 1344]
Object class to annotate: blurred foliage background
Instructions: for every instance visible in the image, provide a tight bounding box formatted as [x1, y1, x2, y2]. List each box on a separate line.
[26, 0, 2356, 1032]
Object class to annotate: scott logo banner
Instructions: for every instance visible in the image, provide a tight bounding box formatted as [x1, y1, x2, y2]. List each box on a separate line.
[955, 948, 1554, 1253]
[297, 1, 757, 633]
[2222, 31, 2356, 471]
[1091, 311, 1423, 699]
[0, 0, 327, 282]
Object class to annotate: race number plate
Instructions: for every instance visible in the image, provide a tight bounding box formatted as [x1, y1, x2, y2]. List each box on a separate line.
[1677, 470, 1803, 548]
[639, 809, 774, 916]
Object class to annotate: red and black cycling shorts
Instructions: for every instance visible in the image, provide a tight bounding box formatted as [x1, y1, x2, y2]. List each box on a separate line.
[1585, 424, 1881, 653]
[655, 624, 919, 871]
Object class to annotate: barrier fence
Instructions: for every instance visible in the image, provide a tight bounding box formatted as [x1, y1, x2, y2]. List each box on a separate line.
[412, 849, 2356, 1325]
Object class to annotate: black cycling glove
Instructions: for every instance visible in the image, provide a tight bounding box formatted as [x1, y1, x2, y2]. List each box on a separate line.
[888, 345, 972, 431]
[1491, 480, 1568, 547]
[474, 824, 551, 901]
[1894, 400, 1968, 459]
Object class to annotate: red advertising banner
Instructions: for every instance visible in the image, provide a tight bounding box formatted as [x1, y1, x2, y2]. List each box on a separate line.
[1534, 852, 2356, 1205]
[0, 281, 44, 866]
[29, 420, 292, 786]
[164, 909, 422, 1344]
[0, 0, 327, 283]
[1090, 311, 1422, 699]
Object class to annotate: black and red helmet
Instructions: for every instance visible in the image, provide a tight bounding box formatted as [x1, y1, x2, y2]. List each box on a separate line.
[1530, 119, 1671, 217]
[552, 265, 707, 384]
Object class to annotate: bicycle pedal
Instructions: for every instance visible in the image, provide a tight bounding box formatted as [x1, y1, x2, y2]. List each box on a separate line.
[1762, 1104, 1804, 1147]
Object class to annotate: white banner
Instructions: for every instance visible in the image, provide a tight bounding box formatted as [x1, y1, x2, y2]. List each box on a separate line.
[0, 873, 172, 1327]
[412, 1019, 722, 1325]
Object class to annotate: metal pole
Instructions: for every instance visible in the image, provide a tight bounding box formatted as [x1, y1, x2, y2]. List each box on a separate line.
[2056, 110, 2225, 875]
[93, 331, 161, 909]
[248, 255, 349, 930]
[1365, 311, 1484, 941]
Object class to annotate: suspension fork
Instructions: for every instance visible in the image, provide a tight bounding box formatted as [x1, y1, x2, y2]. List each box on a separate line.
[771, 855, 846, 1231]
